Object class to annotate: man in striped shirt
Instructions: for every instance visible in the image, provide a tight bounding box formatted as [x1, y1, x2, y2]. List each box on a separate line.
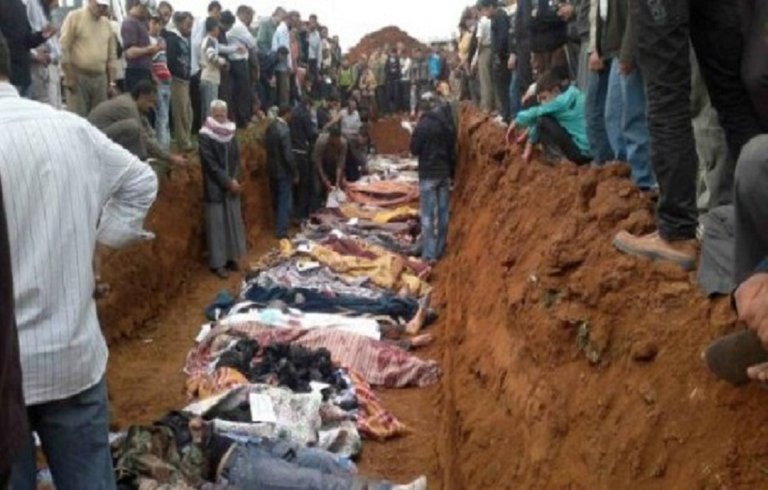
[0, 34, 158, 489]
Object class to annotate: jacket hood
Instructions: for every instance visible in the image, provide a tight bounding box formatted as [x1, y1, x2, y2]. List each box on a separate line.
[166, 26, 187, 41]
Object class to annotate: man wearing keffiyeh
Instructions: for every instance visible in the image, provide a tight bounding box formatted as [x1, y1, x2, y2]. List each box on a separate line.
[198, 99, 247, 279]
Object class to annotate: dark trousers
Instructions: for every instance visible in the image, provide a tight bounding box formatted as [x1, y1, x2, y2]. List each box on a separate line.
[385, 80, 400, 114]
[191, 72, 202, 134]
[398, 80, 411, 112]
[276, 71, 290, 108]
[741, 0, 768, 130]
[1, 471, 9, 490]
[376, 85, 388, 114]
[270, 177, 293, 238]
[631, 0, 762, 240]
[229, 59, 253, 128]
[492, 60, 512, 123]
[218, 67, 232, 107]
[257, 78, 274, 112]
[244, 283, 419, 320]
[539, 116, 592, 165]
[293, 152, 315, 219]
[124, 67, 152, 93]
[734, 135, 768, 285]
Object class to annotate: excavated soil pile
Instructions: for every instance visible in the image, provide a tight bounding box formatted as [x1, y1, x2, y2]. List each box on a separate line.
[434, 105, 768, 489]
[347, 26, 428, 62]
[98, 128, 272, 342]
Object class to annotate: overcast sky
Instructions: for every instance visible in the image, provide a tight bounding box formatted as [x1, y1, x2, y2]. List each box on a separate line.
[177, 0, 470, 50]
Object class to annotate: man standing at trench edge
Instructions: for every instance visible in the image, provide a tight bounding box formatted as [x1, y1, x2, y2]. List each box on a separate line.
[0, 33, 159, 489]
[410, 93, 457, 264]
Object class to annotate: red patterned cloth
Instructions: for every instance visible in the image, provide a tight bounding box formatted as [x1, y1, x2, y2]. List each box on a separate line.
[185, 324, 441, 389]
[347, 369, 409, 441]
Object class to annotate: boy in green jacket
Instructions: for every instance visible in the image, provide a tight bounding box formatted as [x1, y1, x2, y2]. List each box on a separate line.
[507, 69, 592, 165]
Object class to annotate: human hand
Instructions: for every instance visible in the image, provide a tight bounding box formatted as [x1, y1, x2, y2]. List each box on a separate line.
[589, 52, 604, 72]
[42, 24, 57, 39]
[228, 179, 242, 194]
[505, 122, 517, 146]
[507, 53, 517, 71]
[64, 71, 78, 88]
[522, 141, 534, 163]
[169, 154, 188, 167]
[107, 84, 120, 98]
[34, 48, 51, 65]
[237, 46, 247, 54]
[558, 3, 575, 21]
[293, 175, 300, 185]
[736, 273, 768, 347]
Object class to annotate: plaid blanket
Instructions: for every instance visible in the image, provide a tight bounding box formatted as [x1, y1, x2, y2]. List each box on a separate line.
[185, 324, 441, 389]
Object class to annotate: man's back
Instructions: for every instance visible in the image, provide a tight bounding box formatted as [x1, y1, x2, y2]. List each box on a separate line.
[265, 119, 294, 180]
[0, 84, 157, 404]
[87, 93, 138, 130]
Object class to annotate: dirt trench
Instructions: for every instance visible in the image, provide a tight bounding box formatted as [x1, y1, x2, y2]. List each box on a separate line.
[104, 108, 768, 490]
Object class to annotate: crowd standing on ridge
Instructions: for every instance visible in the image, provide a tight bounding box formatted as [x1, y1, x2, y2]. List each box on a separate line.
[456, 0, 768, 399]
[1, 0, 768, 487]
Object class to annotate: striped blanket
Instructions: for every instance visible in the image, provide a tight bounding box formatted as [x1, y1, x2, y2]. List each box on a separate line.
[185, 324, 441, 389]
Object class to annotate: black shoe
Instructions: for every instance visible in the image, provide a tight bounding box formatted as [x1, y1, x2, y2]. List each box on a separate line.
[226, 261, 240, 272]
[213, 267, 229, 279]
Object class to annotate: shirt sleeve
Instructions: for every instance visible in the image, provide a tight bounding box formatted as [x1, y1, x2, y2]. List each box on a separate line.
[514, 92, 570, 127]
[90, 125, 158, 248]
[121, 20, 139, 49]
[589, 0, 598, 54]
[59, 11, 75, 64]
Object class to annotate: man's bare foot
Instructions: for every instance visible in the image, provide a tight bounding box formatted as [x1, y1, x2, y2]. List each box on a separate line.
[747, 362, 768, 383]
[409, 333, 434, 348]
[405, 292, 432, 335]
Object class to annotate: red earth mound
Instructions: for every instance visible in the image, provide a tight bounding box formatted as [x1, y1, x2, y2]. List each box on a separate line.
[347, 26, 428, 62]
[432, 105, 767, 489]
[370, 115, 413, 155]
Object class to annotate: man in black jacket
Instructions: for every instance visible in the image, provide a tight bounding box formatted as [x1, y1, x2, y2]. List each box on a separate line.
[265, 106, 299, 238]
[290, 95, 319, 219]
[0, 0, 54, 95]
[410, 95, 457, 264]
[165, 11, 194, 151]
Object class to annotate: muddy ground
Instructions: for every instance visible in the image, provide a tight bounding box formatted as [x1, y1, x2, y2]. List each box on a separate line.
[104, 109, 768, 489]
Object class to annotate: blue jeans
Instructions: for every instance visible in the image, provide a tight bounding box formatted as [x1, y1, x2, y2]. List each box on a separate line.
[585, 64, 614, 164]
[221, 442, 392, 489]
[605, 59, 656, 190]
[271, 178, 293, 238]
[155, 82, 172, 152]
[508, 70, 521, 118]
[11, 377, 115, 490]
[200, 80, 219, 120]
[604, 60, 627, 161]
[420, 177, 451, 261]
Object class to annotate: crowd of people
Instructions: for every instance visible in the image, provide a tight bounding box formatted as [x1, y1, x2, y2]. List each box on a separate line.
[455, 0, 768, 394]
[1, 0, 768, 487]
[0, 0, 457, 488]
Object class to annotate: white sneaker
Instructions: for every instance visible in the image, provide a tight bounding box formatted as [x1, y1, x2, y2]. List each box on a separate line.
[393, 476, 427, 490]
